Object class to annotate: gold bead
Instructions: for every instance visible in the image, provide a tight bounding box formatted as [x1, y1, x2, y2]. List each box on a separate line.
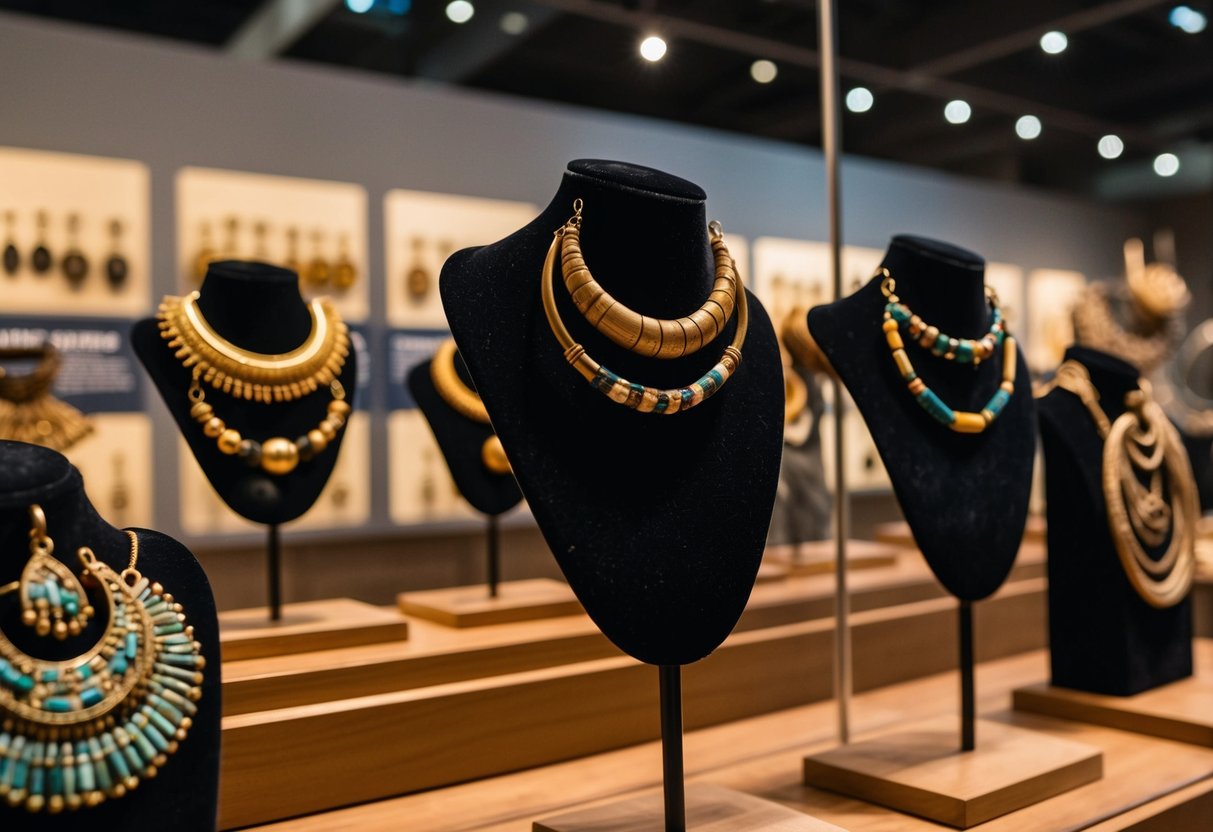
[21, 609, 36, 627]
[318, 420, 338, 441]
[307, 429, 328, 454]
[260, 438, 300, 475]
[217, 429, 242, 455]
[481, 436, 512, 474]
[203, 417, 225, 438]
[328, 399, 351, 417]
[189, 402, 213, 422]
[950, 411, 987, 433]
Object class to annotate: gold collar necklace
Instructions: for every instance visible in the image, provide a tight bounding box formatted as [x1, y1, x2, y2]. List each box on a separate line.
[429, 339, 511, 475]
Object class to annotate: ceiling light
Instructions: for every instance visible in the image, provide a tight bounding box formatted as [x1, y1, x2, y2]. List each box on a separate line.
[639, 35, 667, 62]
[750, 59, 778, 84]
[1039, 31, 1068, 54]
[346, 0, 374, 12]
[944, 100, 971, 124]
[445, 1, 474, 24]
[1170, 5, 1208, 32]
[500, 11, 528, 35]
[1154, 152, 1180, 177]
[1097, 134, 1124, 159]
[1015, 115, 1042, 140]
[845, 87, 874, 113]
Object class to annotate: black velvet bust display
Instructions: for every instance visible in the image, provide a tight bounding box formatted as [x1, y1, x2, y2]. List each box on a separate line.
[808, 235, 1035, 601]
[440, 160, 784, 666]
[408, 353, 523, 517]
[131, 261, 357, 525]
[1038, 347, 1192, 695]
[0, 441, 220, 832]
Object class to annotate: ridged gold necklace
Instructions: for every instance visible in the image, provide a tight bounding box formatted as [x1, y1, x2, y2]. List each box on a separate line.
[429, 339, 511, 475]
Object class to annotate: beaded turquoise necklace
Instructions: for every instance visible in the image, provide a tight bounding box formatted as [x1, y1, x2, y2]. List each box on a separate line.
[879, 269, 1016, 434]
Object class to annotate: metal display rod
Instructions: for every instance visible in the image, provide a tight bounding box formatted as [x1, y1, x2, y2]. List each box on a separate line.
[818, 0, 852, 746]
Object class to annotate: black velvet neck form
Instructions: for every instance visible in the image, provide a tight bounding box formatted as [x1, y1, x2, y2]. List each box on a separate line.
[1038, 346, 1192, 694]
[132, 260, 356, 525]
[440, 160, 784, 665]
[808, 235, 1035, 601]
[0, 442, 221, 831]
[409, 349, 523, 517]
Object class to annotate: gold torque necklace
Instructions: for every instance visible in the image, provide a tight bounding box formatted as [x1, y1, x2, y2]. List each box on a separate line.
[1039, 360, 1197, 608]
[429, 339, 511, 475]
[156, 292, 352, 476]
[0, 346, 93, 452]
[542, 200, 748, 415]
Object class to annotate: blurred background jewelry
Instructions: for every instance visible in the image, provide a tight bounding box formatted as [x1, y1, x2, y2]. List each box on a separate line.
[105, 218, 129, 292]
[3, 210, 19, 276]
[430, 339, 511, 474]
[30, 210, 52, 275]
[305, 229, 330, 288]
[0, 345, 93, 452]
[332, 232, 356, 291]
[405, 236, 429, 304]
[61, 212, 89, 291]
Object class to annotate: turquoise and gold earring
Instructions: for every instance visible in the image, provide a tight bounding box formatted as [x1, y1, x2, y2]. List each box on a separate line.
[3, 506, 94, 640]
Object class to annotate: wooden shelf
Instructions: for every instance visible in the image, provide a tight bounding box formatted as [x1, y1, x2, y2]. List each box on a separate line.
[399, 578, 583, 627]
[219, 598, 409, 661]
[765, 539, 900, 577]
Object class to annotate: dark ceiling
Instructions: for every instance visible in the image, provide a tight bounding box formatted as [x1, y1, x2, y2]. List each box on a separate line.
[3, 0, 1211, 196]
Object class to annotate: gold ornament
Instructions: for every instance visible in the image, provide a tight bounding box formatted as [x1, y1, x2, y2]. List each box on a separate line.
[430, 339, 511, 475]
[0, 345, 93, 452]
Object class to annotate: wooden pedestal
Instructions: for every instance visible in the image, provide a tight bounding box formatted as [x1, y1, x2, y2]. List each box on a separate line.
[873, 516, 1045, 548]
[765, 540, 899, 577]
[755, 562, 792, 583]
[398, 577, 583, 627]
[802, 715, 1102, 828]
[533, 783, 845, 831]
[219, 598, 409, 662]
[1013, 673, 1213, 747]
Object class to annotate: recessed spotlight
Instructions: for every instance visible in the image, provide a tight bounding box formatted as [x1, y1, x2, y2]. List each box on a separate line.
[845, 87, 874, 113]
[944, 100, 971, 124]
[1169, 5, 1208, 33]
[639, 35, 667, 62]
[750, 59, 778, 84]
[500, 11, 528, 35]
[1015, 115, 1042, 140]
[1040, 30, 1068, 54]
[1097, 134, 1124, 159]
[1154, 152, 1180, 177]
[346, 0, 374, 12]
[445, 1, 474, 24]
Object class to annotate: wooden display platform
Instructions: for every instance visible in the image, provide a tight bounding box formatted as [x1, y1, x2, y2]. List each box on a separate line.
[1013, 673, 1213, 747]
[219, 597, 409, 662]
[399, 578, 583, 628]
[766, 539, 900, 577]
[533, 783, 845, 831]
[755, 562, 792, 583]
[873, 516, 1045, 548]
[802, 716, 1103, 828]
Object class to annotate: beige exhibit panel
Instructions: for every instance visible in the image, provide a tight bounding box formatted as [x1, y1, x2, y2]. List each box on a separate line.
[175, 166, 369, 322]
[384, 189, 538, 329]
[534, 783, 847, 832]
[803, 715, 1103, 828]
[179, 411, 371, 535]
[0, 145, 150, 316]
[387, 408, 480, 525]
[1026, 268, 1087, 373]
[65, 411, 154, 530]
[399, 577, 583, 628]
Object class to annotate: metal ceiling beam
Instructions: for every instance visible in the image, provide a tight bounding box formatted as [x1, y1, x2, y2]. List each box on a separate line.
[226, 0, 339, 60]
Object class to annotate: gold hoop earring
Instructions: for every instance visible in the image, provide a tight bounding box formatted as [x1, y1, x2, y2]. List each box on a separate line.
[1, 505, 95, 640]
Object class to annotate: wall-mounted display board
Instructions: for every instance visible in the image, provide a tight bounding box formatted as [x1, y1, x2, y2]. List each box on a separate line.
[1027, 268, 1087, 374]
[176, 167, 369, 322]
[0, 318, 153, 528]
[384, 189, 538, 328]
[0, 146, 150, 316]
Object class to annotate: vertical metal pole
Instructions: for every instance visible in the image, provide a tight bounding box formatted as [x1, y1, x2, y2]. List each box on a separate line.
[486, 514, 500, 599]
[659, 665, 686, 832]
[819, 0, 851, 746]
[959, 601, 976, 751]
[267, 523, 282, 621]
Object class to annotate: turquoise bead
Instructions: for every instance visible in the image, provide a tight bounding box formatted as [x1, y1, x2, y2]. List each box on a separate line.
[126, 632, 139, 658]
[955, 342, 974, 363]
[932, 333, 949, 355]
[44, 697, 72, 713]
[80, 687, 103, 708]
[155, 623, 184, 637]
[984, 388, 1011, 416]
[77, 742, 95, 793]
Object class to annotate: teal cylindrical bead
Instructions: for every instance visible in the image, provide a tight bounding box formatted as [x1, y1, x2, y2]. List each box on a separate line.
[126, 723, 158, 761]
[44, 696, 72, 713]
[145, 706, 178, 738]
[932, 333, 949, 355]
[77, 741, 95, 793]
[47, 744, 63, 796]
[126, 632, 139, 659]
[984, 388, 1011, 416]
[955, 342, 974, 363]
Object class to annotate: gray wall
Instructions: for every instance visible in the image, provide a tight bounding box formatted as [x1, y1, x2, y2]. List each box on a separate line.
[0, 12, 1152, 608]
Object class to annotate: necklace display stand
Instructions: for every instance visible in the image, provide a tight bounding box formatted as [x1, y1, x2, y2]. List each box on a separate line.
[1014, 347, 1210, 746]
[134, 262, 407, 658]
[444, 160, 830, 830]
[0, 441, 221, 832]
[801, 237, 1101, 827]
[398, 351, 582, 627]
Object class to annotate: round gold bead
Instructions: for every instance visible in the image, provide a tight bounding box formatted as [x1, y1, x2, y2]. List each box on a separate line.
[481, 436, 512, 474]
[328, 399, 351, 417]
[307, 429, 328, 454]
[202, 417, 225, 438]
[189, 402, 213, 422]
[317, 420, 338, 441]
[260, 438, 300, 475]
[217, 429, 243, 455]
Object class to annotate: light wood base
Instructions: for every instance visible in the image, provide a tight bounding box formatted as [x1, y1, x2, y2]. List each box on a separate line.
[802, 715, 1102, 828]
[533, 783, 845, 831]
[766, 540, 899, 577]
[398, 578, 583, 627]
[873, 517, 1045, 548]
[1013, 673, 1213, 747]
[755, 562, 792, 583]
[219, 597, 409, 662]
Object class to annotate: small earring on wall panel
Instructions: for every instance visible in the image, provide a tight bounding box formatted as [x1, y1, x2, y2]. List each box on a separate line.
[405, 236, 429, 304]
[305, 229, 330, 288]
[222, 215, 241, 260]
[194, 220, 217, 284]
[105, 218, 129, 292]
[252, 220, 270, 261]
[3, 210, 19, 276]
[30, 210, 53, 275]
[1, 505, 95, 640]
[62, 212, 89, 291]
[284, 226, 303, 277]
[332, 233, 356, 292]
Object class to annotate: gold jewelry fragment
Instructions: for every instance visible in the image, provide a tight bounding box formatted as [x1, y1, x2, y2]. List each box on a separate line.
[1072, 281, 1184, 373]
[1039, 360, 1197, 608]
[430, 339, 511, 475]
[0, 346, 93, 452]
[332, 233, 357, 291]
[405, 237, 429, 304]
[559, 199, 739, 359]
[2, 505, 95, 640]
